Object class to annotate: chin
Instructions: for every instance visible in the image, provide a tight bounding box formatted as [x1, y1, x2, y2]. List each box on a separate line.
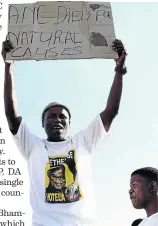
[132, 204, 142, 209]
[50, 131, 62, 137]
[47, 129, 66, 141]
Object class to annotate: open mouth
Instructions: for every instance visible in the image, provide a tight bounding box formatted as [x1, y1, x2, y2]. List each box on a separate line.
[54, 182, 63, 188]
[56, 182, 62, 186]
[130, 197, 136, 202]
[52, 125, 63, 130]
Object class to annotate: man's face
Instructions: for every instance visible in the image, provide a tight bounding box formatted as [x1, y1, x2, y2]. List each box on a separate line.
[43, 106, 70, 141]
[50, 168, 66, 189]
[129, 175, 150, 209]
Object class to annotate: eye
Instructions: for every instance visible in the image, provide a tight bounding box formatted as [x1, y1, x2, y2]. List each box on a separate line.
[131, 182, 139, 189]
[47, 114, 56, 119]
[60, 114, 67, 119]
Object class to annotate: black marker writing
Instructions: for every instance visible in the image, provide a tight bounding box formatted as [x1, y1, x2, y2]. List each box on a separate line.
[8, 5, 19, 24]
[22, 7, 36, 24]
[37, 5, 48, 24]
[7, 30, 83, 46]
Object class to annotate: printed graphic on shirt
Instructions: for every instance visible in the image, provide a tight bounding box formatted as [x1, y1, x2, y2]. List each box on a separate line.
[45, 149, 83, 203]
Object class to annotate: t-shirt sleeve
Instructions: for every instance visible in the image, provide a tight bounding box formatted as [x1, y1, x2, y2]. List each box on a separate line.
[13, 119, 37, 160]
[83, 114, 107, 152]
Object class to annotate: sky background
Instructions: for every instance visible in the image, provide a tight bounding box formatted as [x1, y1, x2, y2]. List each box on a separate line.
[0, 1, 158, 226]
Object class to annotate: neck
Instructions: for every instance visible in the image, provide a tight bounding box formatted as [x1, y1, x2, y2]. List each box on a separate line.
[47, 136, 66, 142]
[145, 195, 158, 217]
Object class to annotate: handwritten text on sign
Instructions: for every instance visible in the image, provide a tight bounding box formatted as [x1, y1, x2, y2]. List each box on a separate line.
[7, 1, 117, 61]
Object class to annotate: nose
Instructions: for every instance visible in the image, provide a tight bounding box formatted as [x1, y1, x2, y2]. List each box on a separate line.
[129, 188, 134, 195]
[54, 117, 61, 123]
[56, 177, 60, 182]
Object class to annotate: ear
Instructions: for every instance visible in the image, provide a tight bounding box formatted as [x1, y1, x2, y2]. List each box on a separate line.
[149, 181, 157, 193]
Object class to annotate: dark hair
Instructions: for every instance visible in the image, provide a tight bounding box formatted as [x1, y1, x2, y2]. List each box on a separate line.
[131, 219, 143, 226]
[47, 166, 65, 178]
[131, 167, 158, 185]
[42, 102, 71, 125]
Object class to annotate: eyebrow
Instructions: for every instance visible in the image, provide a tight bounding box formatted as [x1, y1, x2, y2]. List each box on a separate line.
[130, 181, 138, 186]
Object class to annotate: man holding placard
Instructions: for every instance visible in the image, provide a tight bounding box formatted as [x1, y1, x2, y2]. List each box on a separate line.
[2, 1, 127, 226]
[2, 37, 127, 226]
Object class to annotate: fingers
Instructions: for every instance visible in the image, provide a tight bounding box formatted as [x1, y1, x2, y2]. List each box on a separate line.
[4, 40, 14, 48]
[113, 39, 123, 46]
[112, 43, 124, 52]
[1, 39, 14, 62]
[112, 39, 127, 55]
[2, 40, 14, 52]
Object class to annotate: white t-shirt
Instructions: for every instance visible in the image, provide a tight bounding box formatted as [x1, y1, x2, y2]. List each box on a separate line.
[13, 115, 107, 226]
[139, 213, 158, 226]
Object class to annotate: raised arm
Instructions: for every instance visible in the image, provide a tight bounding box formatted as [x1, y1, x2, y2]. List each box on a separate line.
[100, 39, 127, 132]
[2, 40, 22, 134]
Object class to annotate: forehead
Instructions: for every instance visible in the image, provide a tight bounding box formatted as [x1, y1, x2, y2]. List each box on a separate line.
[130, 175, 148, 185]
[52, 169, 63, 175]
[45, 106, 69, 117]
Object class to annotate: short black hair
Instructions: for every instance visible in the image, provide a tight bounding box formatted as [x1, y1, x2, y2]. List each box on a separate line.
[47, 166, 65, 178]
[131, 219, 143, 226]
[42, 102, 71, 126]
[131, 167, 158, 185]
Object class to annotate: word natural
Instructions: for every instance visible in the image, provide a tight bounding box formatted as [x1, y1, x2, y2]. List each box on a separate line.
[7, 30, 83, 58]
